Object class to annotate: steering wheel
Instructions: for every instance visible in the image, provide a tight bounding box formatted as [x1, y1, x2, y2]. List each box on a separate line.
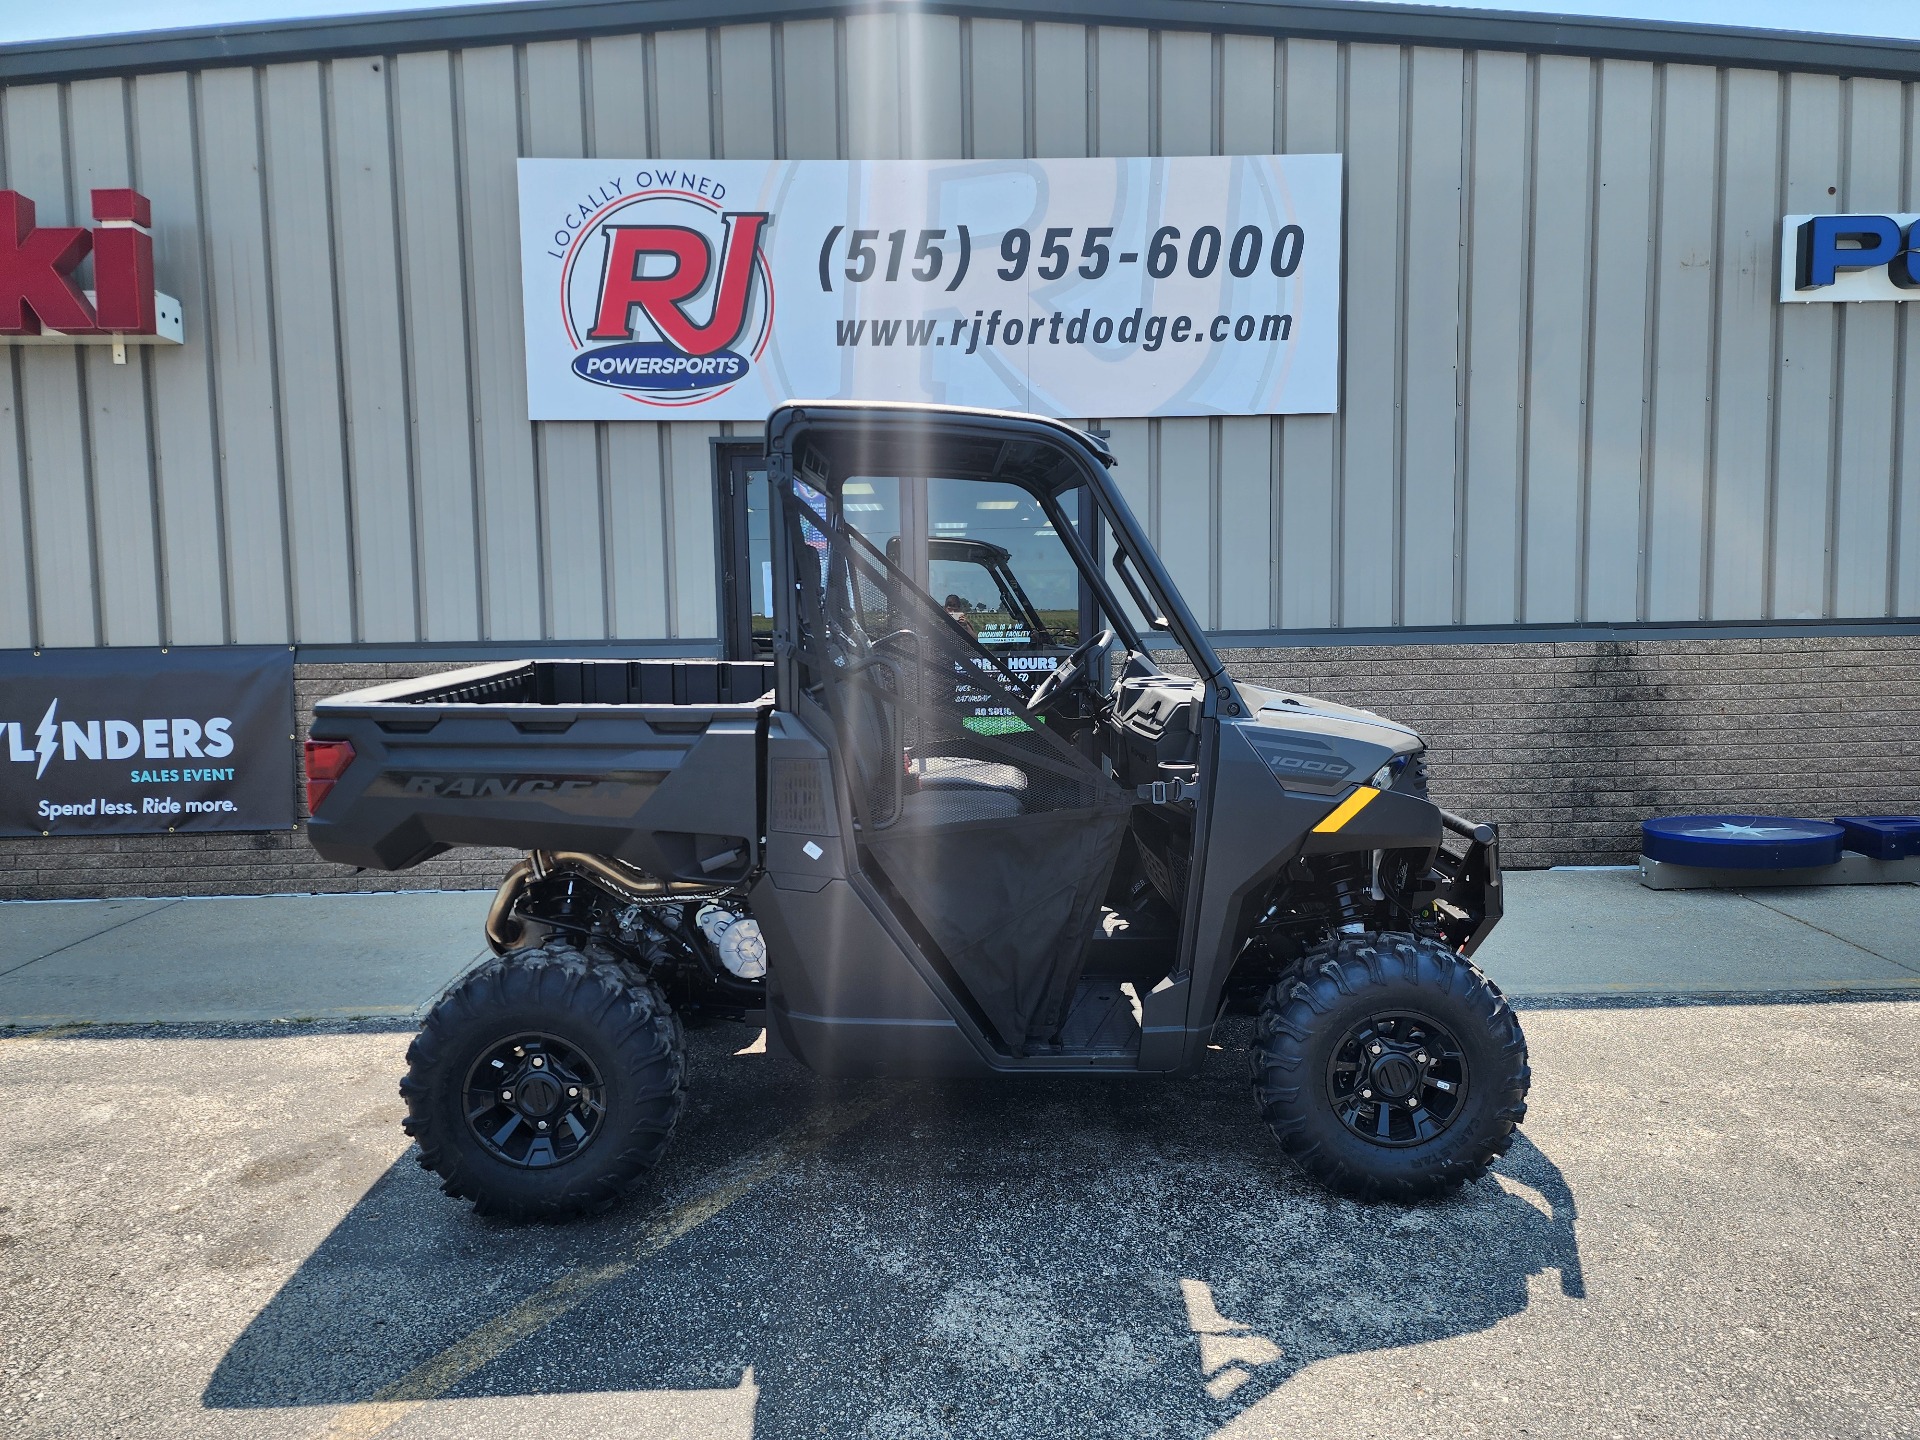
[1023, 629, 1114, 716]
[842, 628, 918, 676]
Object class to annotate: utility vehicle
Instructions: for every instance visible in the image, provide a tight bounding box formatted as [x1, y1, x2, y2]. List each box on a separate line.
[306, 402, 1526, 1220]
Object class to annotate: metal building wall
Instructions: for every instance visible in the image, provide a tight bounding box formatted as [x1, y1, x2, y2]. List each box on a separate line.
[2, 15, 1917, 652]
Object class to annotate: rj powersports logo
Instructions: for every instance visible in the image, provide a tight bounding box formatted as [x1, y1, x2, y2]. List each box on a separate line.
[559, 174, 773, 407]
[4, 698, 235, 780]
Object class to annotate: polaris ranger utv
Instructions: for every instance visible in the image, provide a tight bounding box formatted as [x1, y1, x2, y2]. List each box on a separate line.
[306, 402, 1525, 1220]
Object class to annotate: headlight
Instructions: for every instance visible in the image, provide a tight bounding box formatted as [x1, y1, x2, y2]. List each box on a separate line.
[1368, 762, 1395, 791]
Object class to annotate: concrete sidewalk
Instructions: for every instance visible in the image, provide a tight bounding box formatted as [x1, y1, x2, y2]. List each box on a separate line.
[0, 869, 1916, 1028]
[1473, 868, 1920, 997]
[0, 890, 492, 1026]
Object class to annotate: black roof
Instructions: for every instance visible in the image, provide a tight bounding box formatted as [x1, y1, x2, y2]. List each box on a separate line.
[771, 400, 1115, 468]
[4, 0, 1919, 86]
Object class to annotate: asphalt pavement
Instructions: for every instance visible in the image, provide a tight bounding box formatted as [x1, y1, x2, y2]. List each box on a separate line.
[2, 1001, 1916, 1440]
[1, 870, 1917, 1439]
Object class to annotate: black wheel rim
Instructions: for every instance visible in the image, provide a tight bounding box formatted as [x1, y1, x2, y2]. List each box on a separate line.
[463, 1032, 606, 1169]
[1325, 1010, 1470, 1148]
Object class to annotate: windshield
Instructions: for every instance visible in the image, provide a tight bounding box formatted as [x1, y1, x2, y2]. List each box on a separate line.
[772, 413, 1200, 683]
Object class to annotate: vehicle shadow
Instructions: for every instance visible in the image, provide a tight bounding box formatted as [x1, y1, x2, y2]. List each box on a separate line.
[203, 1020, 1583, 1438]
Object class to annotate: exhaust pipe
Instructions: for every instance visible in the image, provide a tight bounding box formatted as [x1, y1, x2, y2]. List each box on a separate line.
[485, 859, 535, 954]
[540, 850, 727, 901]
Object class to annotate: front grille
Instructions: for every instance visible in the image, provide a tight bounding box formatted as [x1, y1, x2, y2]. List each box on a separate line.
[1392, 751, 1430, 800]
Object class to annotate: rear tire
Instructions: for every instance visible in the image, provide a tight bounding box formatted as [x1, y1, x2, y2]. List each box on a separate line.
[1251, 931, 1528, 1201]
[401, 942, 686, 1221]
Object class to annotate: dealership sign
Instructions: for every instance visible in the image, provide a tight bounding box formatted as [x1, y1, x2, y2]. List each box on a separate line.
[0, 648, 293, 836]
[518, 156, 1341, 420]
[0, 188, 183, 353]
[1781, 213, 1920, 302]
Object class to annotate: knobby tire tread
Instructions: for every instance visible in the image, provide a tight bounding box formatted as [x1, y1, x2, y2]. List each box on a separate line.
[1250, 930, 1530, 1202]
[400, 941, 687, 1221]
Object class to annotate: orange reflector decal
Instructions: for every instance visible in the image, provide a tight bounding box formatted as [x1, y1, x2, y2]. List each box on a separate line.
[1311, 785, 1380, 834]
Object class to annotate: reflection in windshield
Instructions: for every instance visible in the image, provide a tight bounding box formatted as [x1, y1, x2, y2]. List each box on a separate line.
[926, 477, 1078, 654]
[826, 472, 1089, 729]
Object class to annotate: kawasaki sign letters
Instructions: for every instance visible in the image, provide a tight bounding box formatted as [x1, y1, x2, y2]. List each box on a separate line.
[0, 187, 184, 349]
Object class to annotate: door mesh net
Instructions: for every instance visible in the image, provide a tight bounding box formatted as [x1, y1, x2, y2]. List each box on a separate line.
[785, 480, 1133, 1051]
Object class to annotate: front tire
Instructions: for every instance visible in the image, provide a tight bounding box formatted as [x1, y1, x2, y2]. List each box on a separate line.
[1251, 931, 1528, 1201]
[400, 942, 686, 1220]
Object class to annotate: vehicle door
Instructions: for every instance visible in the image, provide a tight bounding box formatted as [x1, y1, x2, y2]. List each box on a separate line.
[770, 432, 1135, 1054]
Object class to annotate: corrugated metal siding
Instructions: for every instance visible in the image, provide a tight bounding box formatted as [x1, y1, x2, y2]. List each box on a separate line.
[1, 20, 1915, 647]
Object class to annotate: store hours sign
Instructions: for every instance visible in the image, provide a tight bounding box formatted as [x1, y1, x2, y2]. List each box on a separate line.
[518, 155, 1342, 421]
[0, 648, 294, 837]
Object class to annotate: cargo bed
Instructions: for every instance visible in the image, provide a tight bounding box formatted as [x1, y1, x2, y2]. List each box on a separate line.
[305, 659, 774, 877]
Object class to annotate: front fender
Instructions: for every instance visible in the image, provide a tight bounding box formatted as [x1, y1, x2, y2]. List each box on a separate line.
[1299, 789, 1503, 956]
[1297, 786, 1443, 854]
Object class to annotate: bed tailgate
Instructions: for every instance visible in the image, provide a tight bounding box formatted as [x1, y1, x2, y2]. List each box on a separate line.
[304, 660, 773, 879]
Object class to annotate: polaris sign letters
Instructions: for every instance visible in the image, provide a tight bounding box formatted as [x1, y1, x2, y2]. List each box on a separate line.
[519, 156, 1341, 420]
[1780, 212, 1920, 301]
[0, 648, 294, 836]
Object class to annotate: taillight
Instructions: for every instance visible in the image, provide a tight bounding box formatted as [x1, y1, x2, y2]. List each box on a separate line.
[304, 739, 356, 815]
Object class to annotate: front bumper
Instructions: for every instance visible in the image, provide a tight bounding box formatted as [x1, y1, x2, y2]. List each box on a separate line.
[1428, 810, 1503, 956]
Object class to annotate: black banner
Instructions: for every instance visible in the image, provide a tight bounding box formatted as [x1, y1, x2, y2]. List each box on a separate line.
[0, 647, 294, 837]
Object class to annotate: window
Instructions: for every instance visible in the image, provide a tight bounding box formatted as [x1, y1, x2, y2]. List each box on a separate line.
[926, 477, 1079, 660]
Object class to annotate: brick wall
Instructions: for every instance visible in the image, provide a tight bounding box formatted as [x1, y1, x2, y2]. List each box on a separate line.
[1209, 634, 1920, 869]
[1, 636, 1914, 898]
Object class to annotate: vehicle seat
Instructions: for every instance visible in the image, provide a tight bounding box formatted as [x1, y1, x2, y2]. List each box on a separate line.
[899, 788, 1022, 826]
[843, 670, 904, 827]
[910, 755, 1029, 796]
